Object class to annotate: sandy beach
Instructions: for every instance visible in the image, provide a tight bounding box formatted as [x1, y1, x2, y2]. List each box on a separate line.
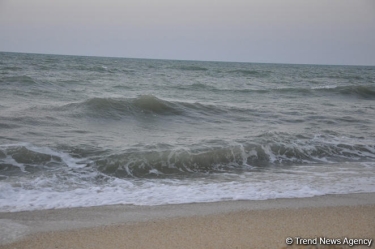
[1, 193, 374, 249]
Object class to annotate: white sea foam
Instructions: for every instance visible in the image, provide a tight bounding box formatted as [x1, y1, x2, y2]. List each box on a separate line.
[1, 162, 375, 212]
[0, 143, 90, 172]
[311, 85, 337, 89]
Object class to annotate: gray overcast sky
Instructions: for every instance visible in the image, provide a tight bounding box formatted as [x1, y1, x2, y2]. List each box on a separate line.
[1, 0, 375, 65]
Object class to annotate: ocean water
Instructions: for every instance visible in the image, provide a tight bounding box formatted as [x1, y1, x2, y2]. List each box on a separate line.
[1, 52, 375, 212]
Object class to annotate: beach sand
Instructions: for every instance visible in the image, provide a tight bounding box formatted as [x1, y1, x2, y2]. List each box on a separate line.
[1, 193, 374, 249]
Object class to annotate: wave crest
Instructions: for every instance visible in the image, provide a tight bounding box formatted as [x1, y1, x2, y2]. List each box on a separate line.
[133, 95, 179, 114]
[93, 137, 375, 178]
[337, 85, 375, 99]
[0, 75, 37, 85]
[57, 95, 231, 119]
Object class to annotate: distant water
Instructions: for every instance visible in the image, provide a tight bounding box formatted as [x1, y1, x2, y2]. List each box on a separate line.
[1, 52, 375, 212]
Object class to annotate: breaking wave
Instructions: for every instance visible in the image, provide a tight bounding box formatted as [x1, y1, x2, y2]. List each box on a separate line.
[94, 136, 375, 178]
[3, 134, 374, 179]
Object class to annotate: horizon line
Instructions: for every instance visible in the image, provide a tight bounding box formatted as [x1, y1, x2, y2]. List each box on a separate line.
[1, 50, 374, 67]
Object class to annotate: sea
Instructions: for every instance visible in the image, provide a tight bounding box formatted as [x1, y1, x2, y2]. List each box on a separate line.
[1, 52, 375, 212]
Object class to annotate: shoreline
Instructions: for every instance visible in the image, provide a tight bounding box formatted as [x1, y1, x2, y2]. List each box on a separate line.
[1, 193, 375, 248]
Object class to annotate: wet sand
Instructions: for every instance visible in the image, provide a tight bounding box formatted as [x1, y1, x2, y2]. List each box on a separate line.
[1, 193, 374, 249]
